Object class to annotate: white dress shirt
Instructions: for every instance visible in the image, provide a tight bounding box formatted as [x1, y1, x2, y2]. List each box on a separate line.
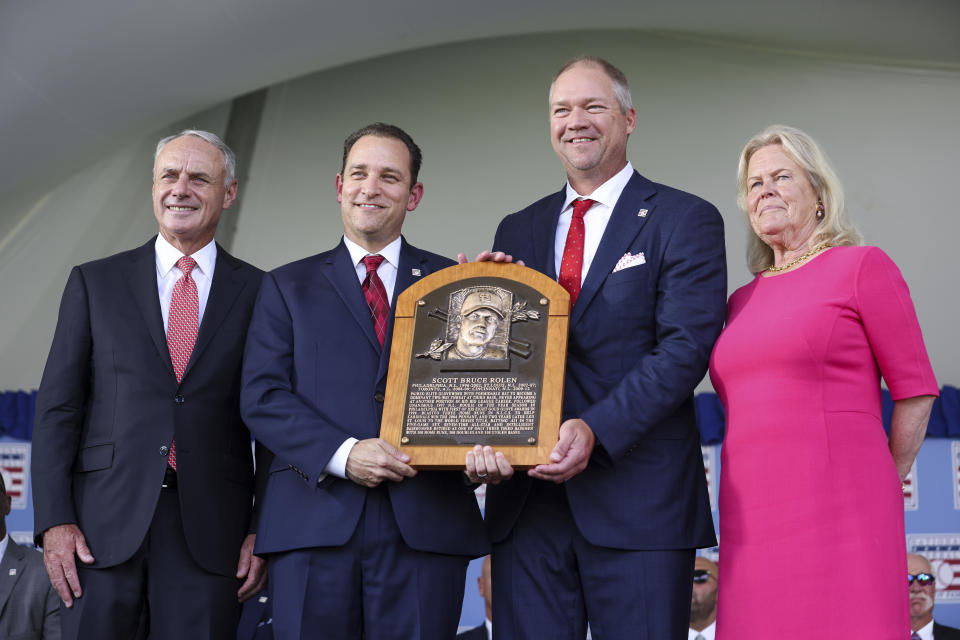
[322, 235, 404, 479]
[915, 619, 933, 640]
[688, 620, 715, 640]
[553, 162, 635, 281]
[0, 533, 8, 563]
[155, 234, 217, 331]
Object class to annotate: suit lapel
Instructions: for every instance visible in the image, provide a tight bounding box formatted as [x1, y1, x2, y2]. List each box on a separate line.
[571, 172, 656, 327]
[0, 541, 26, 614]
[182, 246, 248, 381]
[322, 241, 382, 353]
[376, 238, 429, 382]
[532, 189, 566, 279]
[128, 238, 174, 378]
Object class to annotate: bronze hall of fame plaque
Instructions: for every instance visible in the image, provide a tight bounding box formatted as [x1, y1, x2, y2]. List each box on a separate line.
[380, 262, 569, 469]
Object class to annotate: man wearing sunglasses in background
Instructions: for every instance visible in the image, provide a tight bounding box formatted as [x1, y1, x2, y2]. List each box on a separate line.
[689, 556, 718, 640]
[909, 553, 960, 639]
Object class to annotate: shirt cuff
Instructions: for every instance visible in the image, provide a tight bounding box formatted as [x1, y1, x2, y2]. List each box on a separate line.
[323, 437, 359, 480]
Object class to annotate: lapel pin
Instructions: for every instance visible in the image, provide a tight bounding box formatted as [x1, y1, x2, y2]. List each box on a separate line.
[9, 568, 16, 576]
[637, 209, 648, 217]
[411, 268, 422, 277]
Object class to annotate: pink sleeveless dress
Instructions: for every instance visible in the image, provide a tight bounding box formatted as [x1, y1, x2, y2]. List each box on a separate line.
[709, 246, 938, 638]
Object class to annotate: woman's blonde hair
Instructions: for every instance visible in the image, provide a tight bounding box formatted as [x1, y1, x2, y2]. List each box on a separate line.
[737, 124, 862, 274]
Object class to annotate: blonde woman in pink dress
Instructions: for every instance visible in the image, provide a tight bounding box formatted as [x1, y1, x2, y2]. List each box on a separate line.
[709, 125, 938, 638]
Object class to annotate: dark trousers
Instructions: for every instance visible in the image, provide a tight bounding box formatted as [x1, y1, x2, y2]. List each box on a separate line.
[491, 481, 695, 640]
[61, 484, 241, 640]
[269, 486, 468, 640]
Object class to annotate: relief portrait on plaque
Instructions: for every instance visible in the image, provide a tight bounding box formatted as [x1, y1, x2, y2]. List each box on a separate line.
[415, 286, 539, 368]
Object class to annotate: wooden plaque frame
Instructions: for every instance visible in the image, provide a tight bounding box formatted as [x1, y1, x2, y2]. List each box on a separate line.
[380, 262, 569, 468]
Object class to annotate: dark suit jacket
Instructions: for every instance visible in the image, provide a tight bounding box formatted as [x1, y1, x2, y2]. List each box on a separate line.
[936, 621, 960, 639]
[241, 238, 488, 557]
[488, 171, 725, 550]
[455, 623, 488, 640]
[32, 238, 266, 577]
[0, 539, 60, 639]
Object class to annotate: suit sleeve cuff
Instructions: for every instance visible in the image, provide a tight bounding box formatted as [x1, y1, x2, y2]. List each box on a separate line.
[322, 437, 359, 481]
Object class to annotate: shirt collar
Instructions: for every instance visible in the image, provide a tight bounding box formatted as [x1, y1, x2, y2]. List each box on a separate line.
[0, 533, 9, 561]
[916, 619, 934, 640]
[562, 161, 634, 213]
[155, 234, 217, 277]
[343, 235, 402, 270]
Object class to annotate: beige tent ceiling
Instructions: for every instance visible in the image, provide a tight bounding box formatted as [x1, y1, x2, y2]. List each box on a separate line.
[2, 0, 958, 206]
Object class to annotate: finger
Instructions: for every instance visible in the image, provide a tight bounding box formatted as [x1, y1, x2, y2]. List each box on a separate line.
[237, 571, 259, 602]
[457, 252, 468, 264]
[474, 250, 492, 262]
[377, 467, 409, 483]
[481, 446, 499, 478]
[236, 553, 250, 580]
[45, 560, 74, 606]
[62, 556, 83, 599]
[465, 450, 480, 482]
[516, 259, 526, 267]
[471, 445, 490, 481]
[377, 453, 417, 479]
[237, 554, 267, 601]
[465, 450, 476, 473]
[528, 465, 569, 483]
[550, 439, 571, 463]
[74, 536, 95, 564]
[376, 439, 411, 464]
[493, 452, 514, 481]
[249, 559, 268, 598]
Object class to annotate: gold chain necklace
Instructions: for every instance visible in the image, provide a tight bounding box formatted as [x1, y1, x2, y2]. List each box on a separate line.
[766, 243, 832, 273]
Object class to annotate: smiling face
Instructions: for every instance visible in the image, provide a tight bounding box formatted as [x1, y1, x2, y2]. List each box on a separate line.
[152, 135, 236, 254]
[745, 144, 820, 246]
[549, 61, 636, 193]
[336, 134, 423, 253]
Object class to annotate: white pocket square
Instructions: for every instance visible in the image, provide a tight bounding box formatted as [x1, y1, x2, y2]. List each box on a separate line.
[613, 252, 646, 273]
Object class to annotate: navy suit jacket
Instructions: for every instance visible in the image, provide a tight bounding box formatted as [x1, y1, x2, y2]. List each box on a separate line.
[241, 238, 488, 557]
[936, 621, 960, 640]
[487, 171, 725, 550]
[32, 238, 266, 577]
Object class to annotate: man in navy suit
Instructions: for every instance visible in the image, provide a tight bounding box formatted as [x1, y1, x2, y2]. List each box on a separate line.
[241, 123, 488, 639]
[32, 130, 267, 639]
[470, 57, 726, 639]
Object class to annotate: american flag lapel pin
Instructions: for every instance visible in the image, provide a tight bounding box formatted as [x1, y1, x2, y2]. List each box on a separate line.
[8, 568, 16, 576]
[637, 209, 648, 217]
[411, 268, 422, 277]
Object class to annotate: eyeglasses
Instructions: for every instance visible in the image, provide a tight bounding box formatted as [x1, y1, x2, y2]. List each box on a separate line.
[908, 573, 935, 587]
[693, 569, 714, 584]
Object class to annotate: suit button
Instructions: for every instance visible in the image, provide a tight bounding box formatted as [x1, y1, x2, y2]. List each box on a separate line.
[374, 392, 385, 403]
[174, 395, 184, 404]
[159, 445, 169, 456]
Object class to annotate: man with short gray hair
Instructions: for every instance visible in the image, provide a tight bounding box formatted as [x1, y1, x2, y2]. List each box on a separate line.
[33, 130, 267, 639]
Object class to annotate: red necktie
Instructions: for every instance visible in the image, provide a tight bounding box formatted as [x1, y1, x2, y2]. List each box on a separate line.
[362, 255, 389, 347]
[558, 198, 596, 306]
[166, 255, 198, 471]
